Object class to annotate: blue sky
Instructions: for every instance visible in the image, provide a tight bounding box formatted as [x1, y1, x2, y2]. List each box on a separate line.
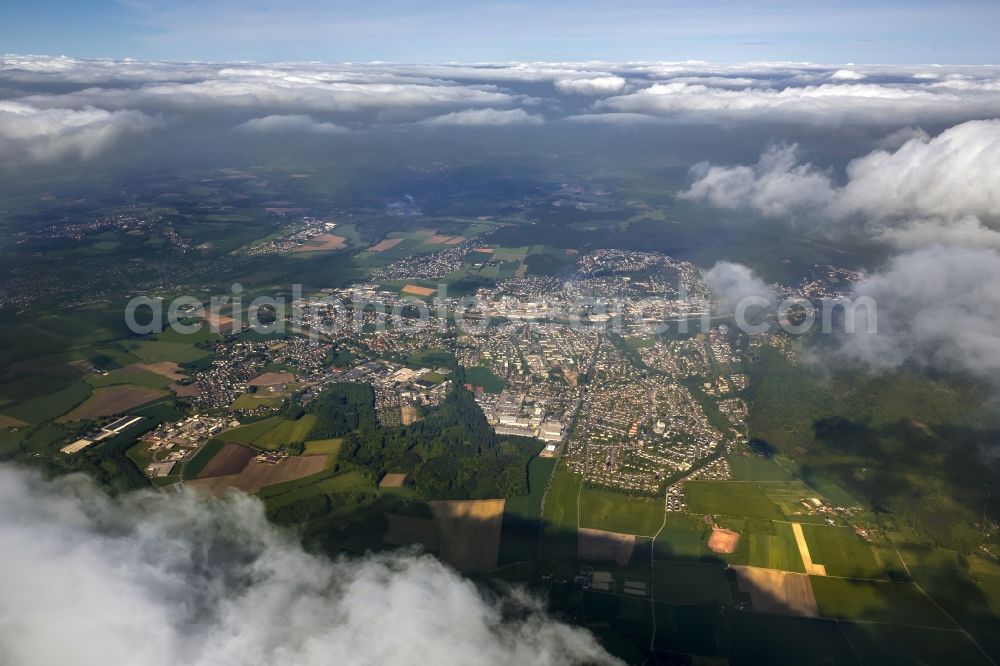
[2, 0, 999, 63]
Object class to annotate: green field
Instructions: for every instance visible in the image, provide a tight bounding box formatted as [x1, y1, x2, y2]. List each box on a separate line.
[541, 464, 581, 561]
[85, 366, 174, 389]
[579, 486, 665, 536]
[504, 456, 556, 521]
[122, 340, 210, 364]
[217, 415, 316, 450]
[810, 577, 954, 628]
[463, 366, 505, 393]
[261, 469, 372, 510]
[219, 417, 282, 444]
[499, 456, 557, 565]
[231, 393, 284, 410]
[252, 415, 317, 449]
[652, 561, 733, 604]
[684, 481, 784, 520]
[182, 439, 226, 480]
[303, 438, 344, 458]
[727, 455, 794, 481]
[748, 521, 805, 572]
[3, 381, 92, 424]
[839, 621, 992, 666]
[799, 524, 884, 579]
[652, 602, 719, 655]
[727, 612, 859, 665]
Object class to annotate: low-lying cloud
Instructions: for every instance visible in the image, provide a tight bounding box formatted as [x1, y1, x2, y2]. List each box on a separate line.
[703, 261, 776, 314]
[418, 108, 544, 126]
[236, 114, 348, 134]
[5, 56, 1000, 141]
[706, 248, 1000, 386]
[683, 119, 1000, 248]
[836, 245, 1000, 381]
[0, 465, 619, 666]
[0, 101, 159, 164]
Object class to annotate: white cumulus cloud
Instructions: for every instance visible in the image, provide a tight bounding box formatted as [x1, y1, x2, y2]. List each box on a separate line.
[0, 101, 159, 163]
[418, 108, 544, 126]
[554, 77, 626, 96]
[0, 465, 620, 666]
[682, 119, 1000, 248]
[236, 114, 348, 133]
[836, 245, 1000, 381]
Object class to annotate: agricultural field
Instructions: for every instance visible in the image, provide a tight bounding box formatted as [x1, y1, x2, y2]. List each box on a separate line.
[733, 565, 819, 617]
[121, 340, 211, 365]
[799, 523, 884, 579]
[181, 439, 226, 480]
[60, 385, 165, 421]
[503, 456, 556, 522]
[541, 464, 581, 549]
[84, 365, 176, 390]
[726, 454, 794, 481]
[252, 415, 317, 449]
[260, 469, 373, 509]
[726, 612, 858, 665]
[579, 527, 636, 566]
[383, 514, 438, 551]
[219, 414, 316, 450]
[187, 454, 329, 495]
[2, 381, 92, 424]
[230, 393, 284, 410]
[810, 577, 954, 628]
[684, 481, 785, 521]
[429, 499, 506, 572]
[498, 456, 556, 565]
[195, 442, 256, 478]
[747, 521, 806, 572]
[652, 561, 733, 604]
[303, 438, 343, 458]
[839, 622, 993, 666]
[653, 514, 710, 560]
[578, 486, 665, 536]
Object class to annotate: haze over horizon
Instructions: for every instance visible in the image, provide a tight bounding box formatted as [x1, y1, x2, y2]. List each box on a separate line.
[3, 0, 1000, 64]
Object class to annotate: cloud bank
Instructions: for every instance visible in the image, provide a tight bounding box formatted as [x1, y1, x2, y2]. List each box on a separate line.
[0, 465, 619, 666]
[5, 56, 1000, 164]
[418, 108, 544, 126]
[836, 245, 1000, 381]
[236, 114, 348, 134]
[0, 101, 159, 164]
[683, 119, 1000, 248]
[705, 247, 1000, 386]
